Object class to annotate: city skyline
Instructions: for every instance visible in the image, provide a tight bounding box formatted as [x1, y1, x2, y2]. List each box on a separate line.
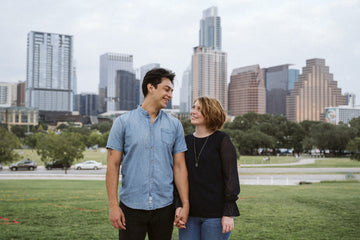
[1, 0, 359, 105]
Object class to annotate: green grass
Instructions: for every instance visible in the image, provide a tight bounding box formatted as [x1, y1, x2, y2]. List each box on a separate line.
[286, 158, 360, 168]
[239, 155, 298, 165]
[240, 155, 360, 168]
[0, 180, 359, 239]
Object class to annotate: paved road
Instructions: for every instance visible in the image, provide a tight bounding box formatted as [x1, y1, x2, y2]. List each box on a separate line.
[1, 159, 359, 185]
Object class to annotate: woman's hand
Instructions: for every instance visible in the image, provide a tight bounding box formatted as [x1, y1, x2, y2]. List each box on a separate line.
[221, 216, 234, 233]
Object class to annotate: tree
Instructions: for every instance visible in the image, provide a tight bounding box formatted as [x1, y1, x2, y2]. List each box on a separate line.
[10, 125, 28, 139]
[24, 132, 46, 149]
[0, 128, 22, 164]
[87, 130, 103, 148]
[91, 121, 113, 134]
[349, 116, 360, 137]
[181, 118, 195, 136]
[37, 132, 85, 174]
[347, 137, 360, 160]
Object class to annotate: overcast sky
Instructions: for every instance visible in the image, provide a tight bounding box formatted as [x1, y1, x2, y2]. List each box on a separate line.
[1, 0, 359, 105]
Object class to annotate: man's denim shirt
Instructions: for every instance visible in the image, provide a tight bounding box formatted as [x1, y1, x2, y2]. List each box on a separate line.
[106, 106, 187, 210]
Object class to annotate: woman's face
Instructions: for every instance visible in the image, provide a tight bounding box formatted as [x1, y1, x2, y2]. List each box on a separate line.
[190, 100, 206, 126]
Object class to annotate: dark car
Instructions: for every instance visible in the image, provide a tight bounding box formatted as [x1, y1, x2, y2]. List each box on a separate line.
[46, 160, 71, 170]
[9, 159, 37, 171]
[0, 163, 3, 170]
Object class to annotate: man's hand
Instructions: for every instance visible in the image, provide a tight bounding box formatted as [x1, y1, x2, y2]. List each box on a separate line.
[174, 207, 186, 229]
[221, 216, 234, 233]
[109, 205, 126, 230]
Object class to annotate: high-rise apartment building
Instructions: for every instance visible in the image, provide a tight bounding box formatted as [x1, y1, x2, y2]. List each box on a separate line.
[286, 58, 346, 122]
[191, 46, 227, 110]
[191, 6, 227, 110]
[139, 63, 160, 105]
[180, 66, 192, 113]
[199, 6, 221, 50]
[99, 53, 134, 113]
[115, 70, 139, 110]
[264, 64, 299, 116]
[0, 82, 17, 107]
[228, 65, 266, 116]
[26, 31, 73, 112]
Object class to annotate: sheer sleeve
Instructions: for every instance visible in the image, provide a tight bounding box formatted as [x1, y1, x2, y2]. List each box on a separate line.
[220, 134, 240, 216]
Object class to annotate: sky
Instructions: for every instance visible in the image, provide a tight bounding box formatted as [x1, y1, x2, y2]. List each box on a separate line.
[0, 0, 359, 105]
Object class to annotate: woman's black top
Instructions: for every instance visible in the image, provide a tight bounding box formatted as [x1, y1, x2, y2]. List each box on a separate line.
[184, 130, 240, 218]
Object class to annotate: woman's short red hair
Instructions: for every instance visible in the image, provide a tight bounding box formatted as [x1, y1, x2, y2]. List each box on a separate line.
[194, 96, 226, 131]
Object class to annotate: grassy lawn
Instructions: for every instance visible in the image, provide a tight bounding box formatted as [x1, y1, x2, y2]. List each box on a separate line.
[239, 155, 298, 165]
[284, 158, 360, 168]
[0, 180, 359, 239]
[240, 155, 360, 168]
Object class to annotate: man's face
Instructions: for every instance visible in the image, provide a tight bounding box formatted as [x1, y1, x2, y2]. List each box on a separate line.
[152, 78, 174, 109]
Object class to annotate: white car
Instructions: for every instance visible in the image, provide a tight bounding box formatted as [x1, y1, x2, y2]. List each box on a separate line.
[74, 160, 102, 170]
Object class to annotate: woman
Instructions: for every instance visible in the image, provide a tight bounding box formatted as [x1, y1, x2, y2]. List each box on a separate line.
[178, 96, 240, 240]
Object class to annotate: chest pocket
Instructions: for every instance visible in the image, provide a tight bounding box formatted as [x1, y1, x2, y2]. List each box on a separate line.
[161, 128, 175, 146]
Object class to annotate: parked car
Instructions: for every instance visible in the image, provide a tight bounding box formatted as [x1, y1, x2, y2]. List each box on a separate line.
[0, 163, 3, 170]
[46, 160, 71, 170]
[74, 160, 102, 170]
[9, 159, 37, 171]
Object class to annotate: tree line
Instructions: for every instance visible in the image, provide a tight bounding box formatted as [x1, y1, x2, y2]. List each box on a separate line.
[182, 112, 360, 160]
[1, 113, 360, 167]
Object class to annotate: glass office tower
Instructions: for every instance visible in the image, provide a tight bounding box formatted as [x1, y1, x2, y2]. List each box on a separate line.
[199, 6, 222, 50]
[99, 53, 134, 112]
[265, 64, 299, 116]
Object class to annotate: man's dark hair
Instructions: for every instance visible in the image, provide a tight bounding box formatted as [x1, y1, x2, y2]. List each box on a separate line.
[142, 68, 175, 97]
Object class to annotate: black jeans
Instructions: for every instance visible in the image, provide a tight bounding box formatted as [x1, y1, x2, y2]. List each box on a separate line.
[119, 202, 175, 240]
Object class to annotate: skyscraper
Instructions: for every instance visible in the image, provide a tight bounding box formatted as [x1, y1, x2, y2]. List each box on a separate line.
[180, 66, 192, 113]
[191, 7, 227, 110]
[228, 65, 266, 116]
[199, 6, 222, 50]
[26, 31, 73, 112]
[192, 47, 227, 109]
[344, 92, 356, 107]
[99, 52, 134, 112]
[16, 81, 26, 107]
[264, 64, 299, 116]
[0, 82, 17, 107]
[115, 70, 139, 110]
[74, 93, 98, 116]
[286, 58, 346, 122]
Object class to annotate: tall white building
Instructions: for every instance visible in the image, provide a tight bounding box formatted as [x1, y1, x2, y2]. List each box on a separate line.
[99, 53, 134, 112]
[199, 6, 222, 50]
[139, 63, 160, 104]
[191, 7, 227, 110]
[0, 82, 17, 107]
[180, 66, 192, 113]
[26, 31, 73, 112]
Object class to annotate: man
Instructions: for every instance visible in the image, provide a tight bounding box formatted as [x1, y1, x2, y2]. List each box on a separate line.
[106, 68, 189, 240]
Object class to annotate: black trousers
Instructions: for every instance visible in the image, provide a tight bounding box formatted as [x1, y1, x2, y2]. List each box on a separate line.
[119, 202, 175, 240]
